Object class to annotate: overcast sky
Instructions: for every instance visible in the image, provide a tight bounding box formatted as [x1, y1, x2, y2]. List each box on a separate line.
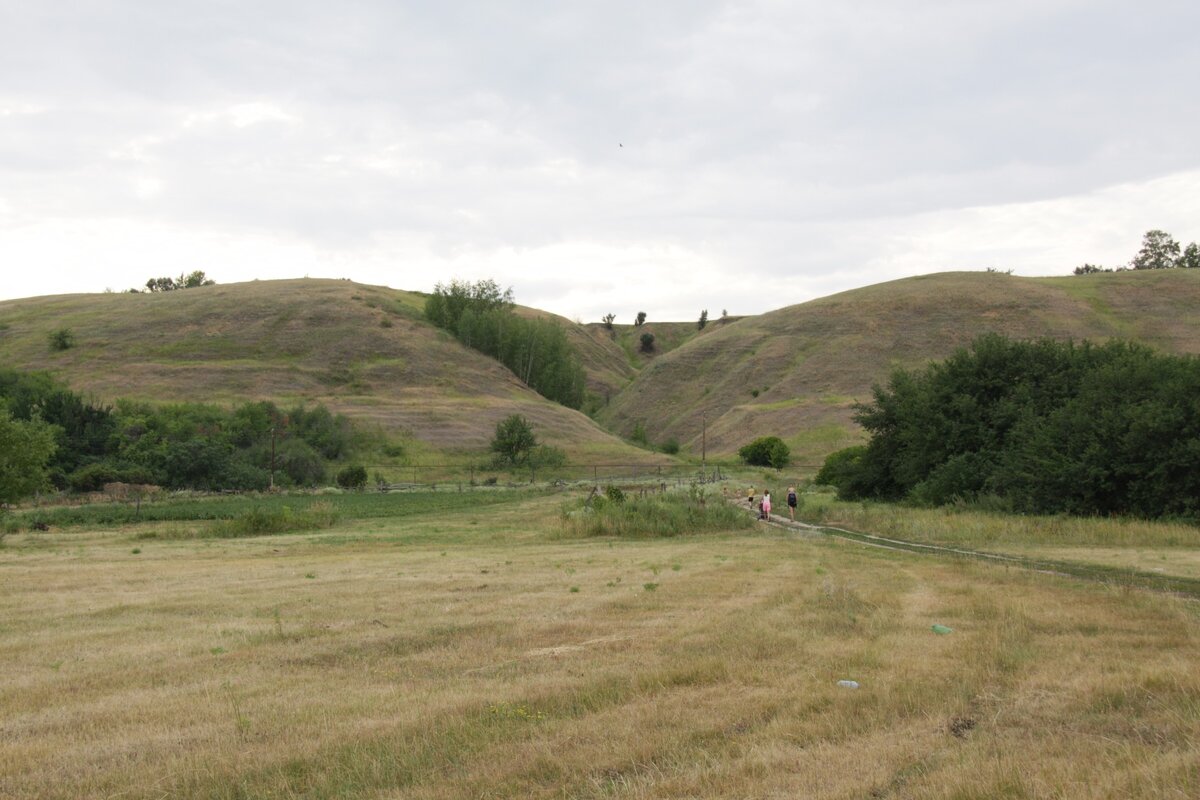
[2, 1, 1198, 321]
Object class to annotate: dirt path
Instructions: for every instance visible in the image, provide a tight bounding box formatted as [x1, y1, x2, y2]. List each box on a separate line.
[735, 500, 1200, 599]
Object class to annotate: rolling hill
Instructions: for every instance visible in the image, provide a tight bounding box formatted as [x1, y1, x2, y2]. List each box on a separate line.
[5, 270, 1199, 471]
[596, 270, 1200, 465]
[0, 279, 662, 464]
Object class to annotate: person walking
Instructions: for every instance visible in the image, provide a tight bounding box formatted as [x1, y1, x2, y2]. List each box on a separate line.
[786, 486, 798, 521]
[762, 490, 772, 522]
[747, 486, 755, 509]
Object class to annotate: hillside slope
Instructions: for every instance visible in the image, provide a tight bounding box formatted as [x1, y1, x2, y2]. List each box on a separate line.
[0, 279, 661, 462]
[598, 270, 1200, 465]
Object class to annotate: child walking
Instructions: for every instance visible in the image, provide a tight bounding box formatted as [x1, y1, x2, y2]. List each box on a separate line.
[762, 490, 772, 522]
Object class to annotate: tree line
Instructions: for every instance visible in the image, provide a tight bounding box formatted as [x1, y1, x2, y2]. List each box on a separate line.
[816, 334, 1200, 519]
[1074, 229, 1200, 274]
[424, 279, 587, 409]
[0, 369, 355, 498]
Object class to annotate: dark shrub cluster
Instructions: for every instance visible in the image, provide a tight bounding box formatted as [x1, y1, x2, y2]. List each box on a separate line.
[817, 334, 1200, 518]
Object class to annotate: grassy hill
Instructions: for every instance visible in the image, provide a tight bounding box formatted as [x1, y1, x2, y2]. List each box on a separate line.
[597, 270, 1200, 466]
[7, 270, 1199, 471]
[0, 279, 663, 464]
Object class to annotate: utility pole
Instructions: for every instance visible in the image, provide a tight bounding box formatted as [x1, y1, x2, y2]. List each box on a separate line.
[269, 426, 277, 490]
[702, 413, 707, 467]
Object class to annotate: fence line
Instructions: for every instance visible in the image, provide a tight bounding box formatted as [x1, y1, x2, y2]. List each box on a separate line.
[343, 462, 823, 490]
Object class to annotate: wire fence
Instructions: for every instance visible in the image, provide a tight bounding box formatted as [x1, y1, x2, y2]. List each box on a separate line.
[350, 462, 824, 491]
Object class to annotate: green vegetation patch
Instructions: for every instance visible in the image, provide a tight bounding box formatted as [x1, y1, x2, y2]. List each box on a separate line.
[14, 489, 534, 531]
[560, 488, 751, 538]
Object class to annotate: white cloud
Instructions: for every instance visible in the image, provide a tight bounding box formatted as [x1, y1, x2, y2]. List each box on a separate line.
[1, 1, 1198, 318]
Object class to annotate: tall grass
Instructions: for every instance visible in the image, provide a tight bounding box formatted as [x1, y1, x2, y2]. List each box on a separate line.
[206, 501, 339, 538]
[13, 489, 535, 531]
[560, 489, 752, 538]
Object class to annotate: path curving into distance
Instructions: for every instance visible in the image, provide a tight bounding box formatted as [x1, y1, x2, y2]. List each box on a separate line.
[736, 501, 1200, 600]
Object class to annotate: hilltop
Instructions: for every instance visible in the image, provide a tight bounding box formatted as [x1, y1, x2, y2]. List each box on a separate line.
[0, 279, 661, 464]
[597, 270, 1200, 465]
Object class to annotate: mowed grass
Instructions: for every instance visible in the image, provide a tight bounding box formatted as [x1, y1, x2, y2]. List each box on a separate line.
[3, 491, 1200, 798]
[802, 491, 1200, 581]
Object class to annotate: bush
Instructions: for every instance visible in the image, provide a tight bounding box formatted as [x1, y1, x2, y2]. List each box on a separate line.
[813, 446, 868, 498]
[660, 437, 680, 455]
[275, 438, 326, 486]
[48, 328, 76, 351]
[529, 445, 567, 469]
[738, 436, 790, 469]
[336, 465, 368, 490]
[491, 414, 537, 466]
[639, 333, 655, 353]
[630, 422, 648, 446]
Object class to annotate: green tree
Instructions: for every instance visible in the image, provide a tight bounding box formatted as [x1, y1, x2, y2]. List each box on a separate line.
[336, 465, 368, 490]
[491, 414, 538, 466]
[424, 279, 514, 335]
[738, 436, 790, 468]
[602, 313, 615, 330]
[634, 311, 646, 327]
[814, 446, 868, 498]
[180, 270, 216, 288]
[639, 332, 655, 353]
[1179, 242, 1200, 269]
[698, 309, 708, 330]
[1130, 229, 1181, 270]
[143, 270, 216, 292]
[0, 408, 57, 504]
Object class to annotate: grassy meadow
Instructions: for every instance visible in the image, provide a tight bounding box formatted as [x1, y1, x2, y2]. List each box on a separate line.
[3, 486, 1200, 798]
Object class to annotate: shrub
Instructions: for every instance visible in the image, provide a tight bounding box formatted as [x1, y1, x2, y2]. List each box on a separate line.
[660, 437, 680, 455]
[336, 465, 368, 490]
[639, 332, 655, 353]
[738, 436, 790, 469]
[48, 328, 76, 351]
[529, 445, 567, 469]
[814, 446, 868, 498]
[491, 414, 537, 466]
[604, 485, 626, 504]
[630, 422, 648, 446]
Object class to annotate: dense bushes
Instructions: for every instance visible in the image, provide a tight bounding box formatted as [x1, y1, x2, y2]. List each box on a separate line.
[0, 369, 355, 492]
[425, 280, 586, 408]
[817, 334, 1200, 518]
[738, 436, 790, 468]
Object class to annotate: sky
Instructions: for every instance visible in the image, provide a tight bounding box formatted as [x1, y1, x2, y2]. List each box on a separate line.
[2, 1, 1199, 322]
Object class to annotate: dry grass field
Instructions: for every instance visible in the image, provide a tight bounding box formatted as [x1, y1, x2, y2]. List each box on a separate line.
[3, 489, 1199, 799]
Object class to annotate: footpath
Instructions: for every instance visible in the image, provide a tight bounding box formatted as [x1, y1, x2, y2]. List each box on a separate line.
[730, 498, 1200, 600]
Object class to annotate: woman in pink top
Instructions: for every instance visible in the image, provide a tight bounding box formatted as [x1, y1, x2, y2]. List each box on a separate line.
[762, 490, 771, 522]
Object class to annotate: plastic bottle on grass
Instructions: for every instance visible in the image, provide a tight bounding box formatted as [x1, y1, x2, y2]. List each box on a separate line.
[836, 680, 859, 689]
[931, 624, 953, 635]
